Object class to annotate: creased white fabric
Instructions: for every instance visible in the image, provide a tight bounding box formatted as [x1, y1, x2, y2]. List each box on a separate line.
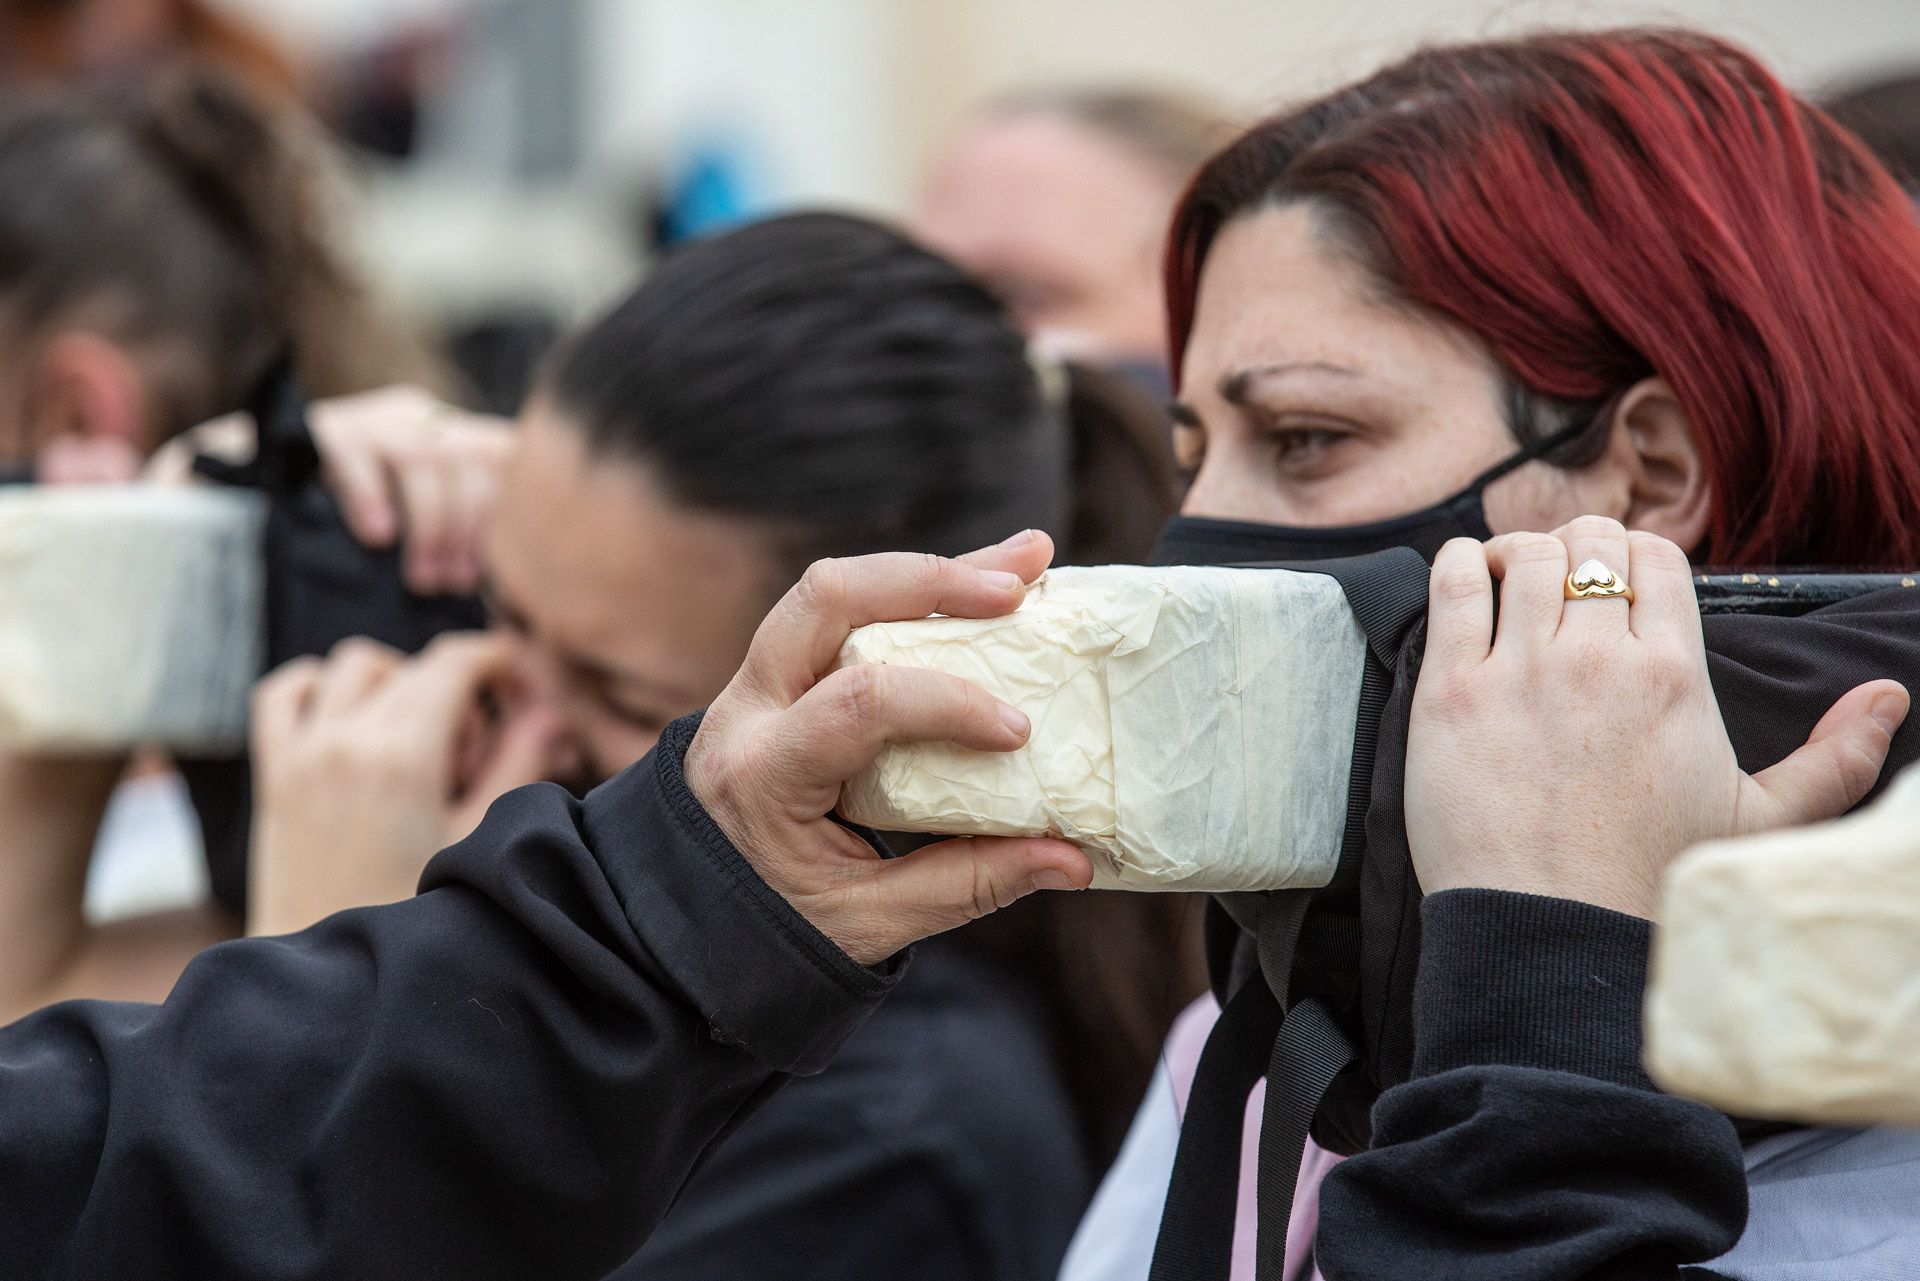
[836, 565, 1366, 893]
[0, 487, 263, 751]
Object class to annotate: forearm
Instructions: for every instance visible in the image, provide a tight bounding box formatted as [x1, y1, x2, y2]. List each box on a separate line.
[5, 904, 239, 1018]
[0, 718, 894, 1279]
[1317, 890, 1747, 1281]
[0, 752, 121, 1020]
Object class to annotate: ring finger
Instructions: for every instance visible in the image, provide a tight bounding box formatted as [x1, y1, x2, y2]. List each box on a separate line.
[1554, 515, 1634, 638]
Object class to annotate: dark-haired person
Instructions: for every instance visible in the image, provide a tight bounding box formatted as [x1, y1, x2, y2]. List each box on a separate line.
[0, 530, 1105, 1278]
[1064, 27, 1920, 1281]
[246, 212, 1197, 1279]
[914, 87, 1235, 394]
[0, 63, 442, 1024]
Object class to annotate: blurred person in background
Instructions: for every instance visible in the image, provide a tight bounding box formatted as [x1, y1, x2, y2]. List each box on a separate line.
[245, 212, 1198, 1279]
[1064, 27, 1920, 1281]
[914, 87, 1235, 396]
[0, 62, 442, 1024]
[0, 0, 301, 98]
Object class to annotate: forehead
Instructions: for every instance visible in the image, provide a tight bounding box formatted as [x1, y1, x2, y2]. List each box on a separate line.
[1180, 203, 1494, 400]
[916, 114, 1176, 257]
[486, 411, 776, 700]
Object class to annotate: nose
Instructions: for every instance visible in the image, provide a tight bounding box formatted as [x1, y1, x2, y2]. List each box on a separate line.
[1180, 450, 1267, 523]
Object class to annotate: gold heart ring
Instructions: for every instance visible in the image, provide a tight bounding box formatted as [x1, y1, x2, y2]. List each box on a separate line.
[1564, 557, 1634, 602]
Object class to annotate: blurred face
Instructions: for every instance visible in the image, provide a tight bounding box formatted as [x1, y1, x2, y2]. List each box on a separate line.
[484, 406, 780, 780]
[913, 112, 1178, 364]
[0, 328, 155, 481]
[1175, 204, 1621, 533]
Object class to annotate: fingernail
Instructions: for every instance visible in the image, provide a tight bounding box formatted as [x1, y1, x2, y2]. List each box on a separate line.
[999, 529, 1037, 547]
[1872, 691, 1909, 734]
[982, 570, 1024, 593]
[997, 702, 1031, 739]
[1030, 870, 1079, 891]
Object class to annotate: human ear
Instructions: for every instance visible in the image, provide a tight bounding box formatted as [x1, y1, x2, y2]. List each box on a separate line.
[29, 331, 150, 482]
[1614, 377, 1711, 556]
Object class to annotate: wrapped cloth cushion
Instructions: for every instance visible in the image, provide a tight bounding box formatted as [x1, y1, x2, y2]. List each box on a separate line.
[1647, 761, 1920, 1128]
[0, 486, 263, 752]
[836, 565, 1366, 892]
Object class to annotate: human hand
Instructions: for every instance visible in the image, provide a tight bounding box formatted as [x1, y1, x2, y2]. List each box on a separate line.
[248, 632, 566, 936]
[685, 530, 1094, 965]
[308, 385, 515, 596]
[1404, 516, 1908, 919]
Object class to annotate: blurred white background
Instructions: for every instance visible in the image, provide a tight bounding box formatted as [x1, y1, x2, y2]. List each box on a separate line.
[200, 0, 1920, 366]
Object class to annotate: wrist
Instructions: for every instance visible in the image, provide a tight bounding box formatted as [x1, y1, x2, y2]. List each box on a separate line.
[1416, 841, 1661, 920]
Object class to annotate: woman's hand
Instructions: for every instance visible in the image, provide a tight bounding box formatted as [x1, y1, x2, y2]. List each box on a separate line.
[685, 530, 1093, 965]
[307, 385, 515, 596]
[1405, 516, 1909, 919]
[248, 632, 566, 936]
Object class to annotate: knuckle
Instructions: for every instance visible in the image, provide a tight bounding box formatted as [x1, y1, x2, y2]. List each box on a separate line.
[831, 664, 885, 729]
[329, 636, 392, 664]
[1489, 531, 1563, 566]
[1418, 673, 1484, 722]
[261, 656, 319, 693]
[1432, 564, 1487, 605]
[1628, 531, 1689, 571]
[1641, 644, 1698, 695]
[965, 853, 1012, 922]
[1562, 513, 1627, 542]
[795, 558, 846, 615]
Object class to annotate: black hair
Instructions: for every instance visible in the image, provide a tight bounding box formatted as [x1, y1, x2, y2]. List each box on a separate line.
[544, 212, 1075, 575]
[0, 61, 432, 439]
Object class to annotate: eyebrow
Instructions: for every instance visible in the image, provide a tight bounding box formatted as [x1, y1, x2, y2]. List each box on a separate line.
[1217, 361, 1361, 407]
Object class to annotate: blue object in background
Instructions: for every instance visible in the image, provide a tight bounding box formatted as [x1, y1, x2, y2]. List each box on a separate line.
[656, 132, 771, 246]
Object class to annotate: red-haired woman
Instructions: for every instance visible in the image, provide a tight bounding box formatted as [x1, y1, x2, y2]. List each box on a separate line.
[1064, 26, 1920, 1281]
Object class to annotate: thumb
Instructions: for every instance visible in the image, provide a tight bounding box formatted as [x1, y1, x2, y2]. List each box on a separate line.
[1747, 679, 1909, 830]
[466, 707, 564, 804]
[843, 836, 1093, 962]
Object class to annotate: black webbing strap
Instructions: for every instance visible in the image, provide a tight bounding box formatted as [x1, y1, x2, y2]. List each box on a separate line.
[1254, 998, 1357, 1280]
[1147, 974, 1282, 1281]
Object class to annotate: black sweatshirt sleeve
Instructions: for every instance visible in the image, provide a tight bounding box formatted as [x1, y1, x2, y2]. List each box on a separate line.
[1315, 890, 1748, 1281]
[0, 714, 896, 1281]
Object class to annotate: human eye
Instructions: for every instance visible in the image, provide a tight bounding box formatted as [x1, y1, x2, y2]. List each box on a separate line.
[1260, 417, 1360, 479]
[600, 695, 670, 736]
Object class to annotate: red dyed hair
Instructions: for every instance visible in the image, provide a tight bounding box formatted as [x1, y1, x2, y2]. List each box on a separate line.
[1166, 28, 1920, 567]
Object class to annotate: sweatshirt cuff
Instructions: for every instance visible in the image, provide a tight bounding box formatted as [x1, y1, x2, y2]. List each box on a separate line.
[1412, 888, 1656, 1091]
[583, 713, 901, 1076]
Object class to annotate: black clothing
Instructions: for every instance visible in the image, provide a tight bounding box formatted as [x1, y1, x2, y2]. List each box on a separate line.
[185, 368, 486, 914]
[1151, 573, 1920, 1280]
[621, 938, 1092, 1281]
[1317, 890, 1747, 1281]
[2, 716, 889, 1280]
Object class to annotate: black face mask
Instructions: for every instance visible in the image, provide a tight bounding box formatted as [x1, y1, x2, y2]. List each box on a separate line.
[1153, 414, 1593, 567]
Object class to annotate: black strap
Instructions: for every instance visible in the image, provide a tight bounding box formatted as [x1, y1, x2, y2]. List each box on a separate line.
[1148, 975, 1281, 1281]
[191, 356, 318, 494]
[1254, 998, 1357, 1280]
[1154, 550, 1428, 1279]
